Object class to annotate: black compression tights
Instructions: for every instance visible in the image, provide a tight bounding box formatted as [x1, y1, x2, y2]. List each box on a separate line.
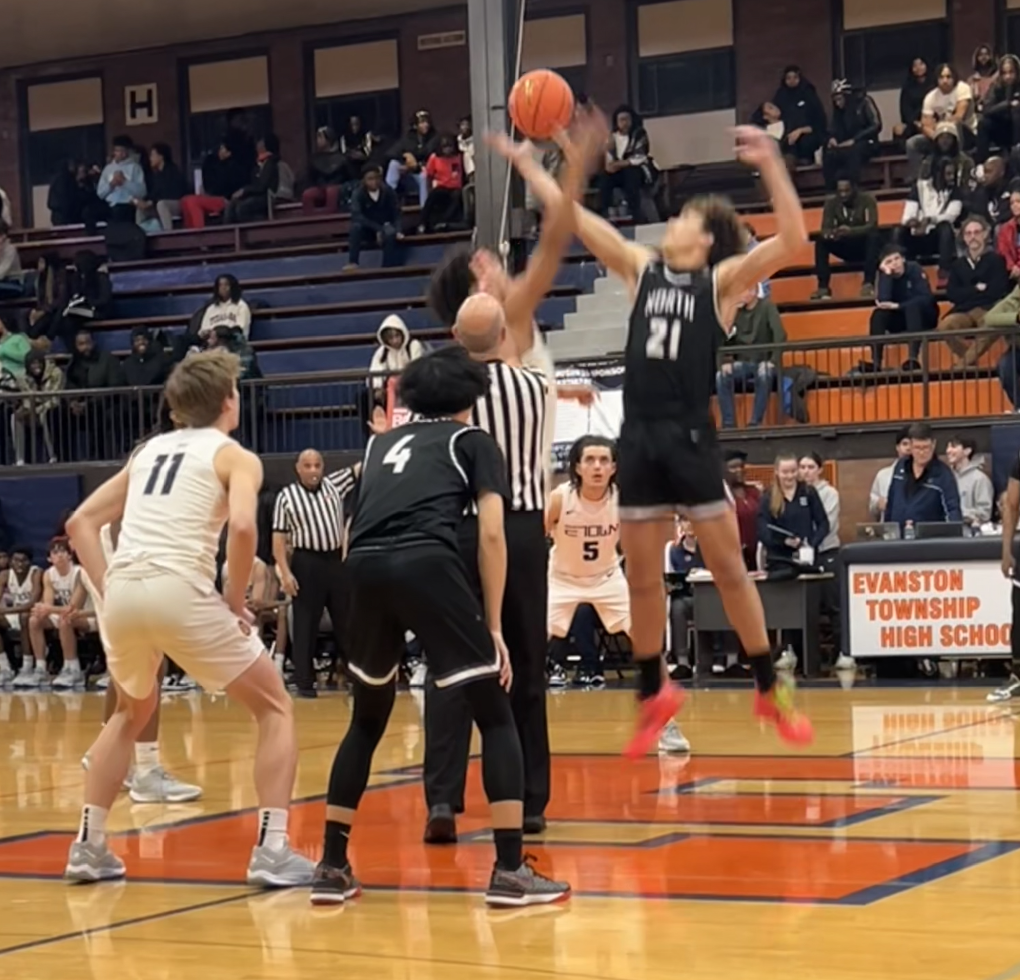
[327, 677, 523, 811]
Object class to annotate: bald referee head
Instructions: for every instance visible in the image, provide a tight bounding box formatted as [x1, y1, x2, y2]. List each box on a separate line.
[453, 294, 506, 360]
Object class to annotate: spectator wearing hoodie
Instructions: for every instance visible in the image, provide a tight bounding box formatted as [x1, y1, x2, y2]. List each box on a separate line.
[0, 315, 31, 381]
[985, 283, 1020, 406]
[13, 350, 62, 465]
[347, 165, 401, 269]
[97, 136, 147, 224]
[945, 435, 994, 526]
[883, 423, 963, 528]
[368, 315, 426, 394]
[180, 140, 250, 229]
[137, 143, 188, 232]
[385, 110, 440, 207]
[302, 126, 346, 215]
[196, 275, 252, 340]
[867, 245, 939, 371]
[976, 55, 1020, 165]
[971, 155, 1012, 230]
[340, 116, 378, 181]
[869, 427, 913, 518]
[895, 58, 931, 142]
[27, 253, 68, 343]
[0, 222, 23, 298]
[898, 148, 965, 287]
[225, 134, 293, 224]
[48, 160, 102, 230]
[938, 215, 1009, 364]
[969, 44, 1000, 112]
[822, 80, 882, 191]
[771, 66, 827, 165]
[907, 64, 976, 179]
[812, 176, 881, 300]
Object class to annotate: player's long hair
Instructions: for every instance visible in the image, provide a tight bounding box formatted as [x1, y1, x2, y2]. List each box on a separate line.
[768, 452, 800, 518]
[428, 246, 475, 327]
[686, 195, 749, 267]
[568, 435, 618, 491]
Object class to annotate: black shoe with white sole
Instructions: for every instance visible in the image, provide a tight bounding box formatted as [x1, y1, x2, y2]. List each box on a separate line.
[309, 862, 362, 906]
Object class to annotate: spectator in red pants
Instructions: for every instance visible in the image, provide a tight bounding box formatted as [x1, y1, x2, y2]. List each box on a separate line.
[302, 126, 346, 215]
[180, 140, 250, 229]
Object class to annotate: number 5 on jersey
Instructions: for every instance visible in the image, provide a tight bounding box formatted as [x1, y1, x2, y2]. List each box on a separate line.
[383, 434, 415, 474]
[646, 317, 682, 361]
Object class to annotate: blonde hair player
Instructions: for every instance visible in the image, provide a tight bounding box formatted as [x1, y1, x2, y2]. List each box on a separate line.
[64, 350, 314, 886]
[547, 435, 689, 754]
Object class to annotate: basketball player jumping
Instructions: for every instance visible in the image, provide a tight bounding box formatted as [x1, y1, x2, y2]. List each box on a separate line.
[547, 434, 689, 753]
[64, 350, 314, 886]
[517, 126, 814, 752]
[311, 346, 570, 907]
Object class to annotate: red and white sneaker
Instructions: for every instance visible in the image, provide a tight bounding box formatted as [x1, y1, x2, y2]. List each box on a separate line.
[624, 682, 685, 760]
[754, 676, 813, 746]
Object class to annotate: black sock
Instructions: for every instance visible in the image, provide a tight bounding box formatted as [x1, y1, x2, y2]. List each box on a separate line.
[638, 657, 663, 700]
[493, 828, 523, 871]
[749, 652, 776, 694]
[324, 820, 351, 867]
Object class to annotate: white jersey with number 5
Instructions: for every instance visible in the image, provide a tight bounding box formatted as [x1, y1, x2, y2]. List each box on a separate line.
[550, 484, 621, 580]
[108, 428, 234, 586]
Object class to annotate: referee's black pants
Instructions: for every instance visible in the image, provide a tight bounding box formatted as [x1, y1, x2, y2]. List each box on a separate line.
[424, 510, 550, 817]
[290, 549, 348, 692]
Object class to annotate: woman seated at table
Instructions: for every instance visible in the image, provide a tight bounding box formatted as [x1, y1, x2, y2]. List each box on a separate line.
[757, 453, 830, 578]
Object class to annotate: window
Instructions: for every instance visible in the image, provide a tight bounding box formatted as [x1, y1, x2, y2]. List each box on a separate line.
[636, 47, 735, 117]
[842, 20, 947, 91]
[187, 106, 273, 171]
[556, 65, 588, 99]
[314, 90, 402, 147]
[26, 125, 106, 190]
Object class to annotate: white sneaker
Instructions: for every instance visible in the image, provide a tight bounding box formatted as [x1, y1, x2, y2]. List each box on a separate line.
[247, 842, 317, 887]
[408, 662, 427, 688]
[65, 840, 126, 883]
[52, 664, 84, 690]
[94, 674, 111, 691]
[988, 675, 1020, 703]
[129, 767, 203, 803]
[776, 648, 798, 672]
[834, 654, 856, 672]
[548, 665, 568, 689]
[12, 665, 47, 689]
[658, 719, 691, 754]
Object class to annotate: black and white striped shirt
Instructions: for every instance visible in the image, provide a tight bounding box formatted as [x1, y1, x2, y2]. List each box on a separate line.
[272, 479, 344, 552]
[471, 360, 548, 512]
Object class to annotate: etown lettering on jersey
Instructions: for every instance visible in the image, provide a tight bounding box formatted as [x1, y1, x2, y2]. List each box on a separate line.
[550, 485, 622, 580]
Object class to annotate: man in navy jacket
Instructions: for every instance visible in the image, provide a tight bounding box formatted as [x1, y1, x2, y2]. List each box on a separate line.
[883, 422, 963, 528]
[868, 245, 940, 371]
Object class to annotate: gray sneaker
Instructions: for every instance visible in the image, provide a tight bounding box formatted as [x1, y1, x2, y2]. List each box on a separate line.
[658, 719, 691, 754]
[65, 840, 126, 883]
[52, 664, 84, 690]
[12, 665, 47, 689]
[0, 661, 13, 687]
[485, 856, 571, 907]
[129, 767, 203, 803]
[247, 842, 317, 888]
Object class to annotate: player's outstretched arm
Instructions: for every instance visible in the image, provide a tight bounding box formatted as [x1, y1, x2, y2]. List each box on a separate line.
[66, 466, 130, 601]
[716, 126, 808, 306]
[217, 443, 264, 618]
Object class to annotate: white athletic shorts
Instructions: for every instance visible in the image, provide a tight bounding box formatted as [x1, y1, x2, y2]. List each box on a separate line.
[548, 568, 631, 638]
[48, 612, 98, 632]
[101, 573, 264, 700]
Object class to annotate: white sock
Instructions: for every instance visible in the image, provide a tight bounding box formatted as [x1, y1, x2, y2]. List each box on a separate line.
[77, 804, 108, 845]
[0, 653, 9, 670]
[65, 659, 81, 674]
[22, 656, 34, 671]
[134, 742, 160, 778]
[256, 808, 289, 851]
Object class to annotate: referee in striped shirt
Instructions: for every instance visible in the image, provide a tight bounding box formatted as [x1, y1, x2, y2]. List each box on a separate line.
[423, 292, 551, 839]
[272, 449, 349, 698]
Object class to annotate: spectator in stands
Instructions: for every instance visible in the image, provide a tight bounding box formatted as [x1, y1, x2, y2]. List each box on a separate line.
[867, 244, 939, 371]
[368, 314, 426, 394]
[0, 222, 23, 298]
[969, 44, 1000, 112]
[715, 287, 786, 429]
[0, 315, 30, 382]
[48, 160, 100, 229]
[65, 327, 126, 460]
[812, 175, 882, 300]
[899, 150, 964, 288]
[27, 254, 68, 345]
[907, 64, 976, 179]
[938, 215, 1009, 364]
[945, 435, 993, 526]
[600, 105, 655, 223]
[122, 327, 168, 388]
[798, 451, 843, 661]
[346, 165, 401, 270]
[195, 275, 252, 340]
[302, 126, 346, 215]
[206, 325, 261, 381]
[751, 102, 792, 173]
[459, 116, 476, 226]
[771, 65, 827, 165]
[225, 134, 292, 224]
[757, 453, 829, 575]
[723, 449, 761, 569]
[181, 140, 250, 229]
[895, 57, 930, 143]
[998, 191, 1020, 279]
[67, 328, 123, 392]
[341, 115, 378, 181]
[667, 518, 703, 665]
[822, 80, 881, 191]
[136, 143, 187, 232]
[972, 155, 1011, 229]
[975, 55, 1020, 165]
[224, 107, 257, 176]
[13, 349, 62, 465]
[57, 251, 112, 352]
[985, 282, 1020, 406]
[869, 426, 912, 518]
[385, 109, 439, 206]
[97, 135, 147, 225]
[883, 423, 963, 528]
[420, 134, 464, 232]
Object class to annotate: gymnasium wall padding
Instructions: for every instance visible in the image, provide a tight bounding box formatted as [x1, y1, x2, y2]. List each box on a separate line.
[0, 474, 83, 562]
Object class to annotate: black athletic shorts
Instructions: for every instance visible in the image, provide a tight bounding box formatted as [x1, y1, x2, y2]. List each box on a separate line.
[617, 416, 729, 521]
[344, 543, 499, 689]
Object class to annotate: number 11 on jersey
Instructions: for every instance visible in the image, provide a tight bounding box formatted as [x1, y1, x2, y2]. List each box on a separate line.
[646, 317, 682, 361]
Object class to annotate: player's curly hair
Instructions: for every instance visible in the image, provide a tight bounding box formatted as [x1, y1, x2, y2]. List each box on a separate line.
[686, 195, 748, 266]
[398, 346, 489, 418]
[568, 435, 617, 490]
[427, 246, 476, 327]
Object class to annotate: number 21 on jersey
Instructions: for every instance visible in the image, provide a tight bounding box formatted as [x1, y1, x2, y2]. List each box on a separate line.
[383, 434, 415, 474]
[646, 317, 682, 361]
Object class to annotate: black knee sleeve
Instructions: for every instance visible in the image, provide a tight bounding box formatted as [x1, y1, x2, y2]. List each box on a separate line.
[326, 681, 396, 810]
[462, 677, 524, 804]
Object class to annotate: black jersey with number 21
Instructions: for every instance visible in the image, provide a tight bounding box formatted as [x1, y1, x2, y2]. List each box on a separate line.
[624, 260, 726, 426]
[349, 419, 510, 553]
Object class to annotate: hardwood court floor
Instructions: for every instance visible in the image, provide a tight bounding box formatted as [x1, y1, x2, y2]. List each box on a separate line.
[1, 684, 1020, 979]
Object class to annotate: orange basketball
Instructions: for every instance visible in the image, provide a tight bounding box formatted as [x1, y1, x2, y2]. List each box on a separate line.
[508, 69, 575, 141]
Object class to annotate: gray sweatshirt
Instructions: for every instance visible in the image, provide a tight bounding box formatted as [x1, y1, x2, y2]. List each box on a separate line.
[0, 239, 22, 282]
[954, 458, 993, 525]
[815, 480, 841, 552]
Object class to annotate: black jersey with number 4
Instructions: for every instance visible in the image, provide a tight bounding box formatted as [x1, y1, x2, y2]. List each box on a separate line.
[349, 419, 510, 553]
[625, 260, 726, 425]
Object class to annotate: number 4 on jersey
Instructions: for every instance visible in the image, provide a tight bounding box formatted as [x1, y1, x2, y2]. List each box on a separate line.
[383, 434, 415, 474]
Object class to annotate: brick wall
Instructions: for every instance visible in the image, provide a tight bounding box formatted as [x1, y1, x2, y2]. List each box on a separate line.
[949, 0, 997, 76]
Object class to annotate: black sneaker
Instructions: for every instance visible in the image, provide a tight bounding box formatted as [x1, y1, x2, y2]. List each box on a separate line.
[523, 814, 547, 834]
[587, 673, 606, 689]
[309, 862, 362, 906]
[485, 856, 571, 907]
[423, 804, 457, 844]
[548, 665, 568, 689]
